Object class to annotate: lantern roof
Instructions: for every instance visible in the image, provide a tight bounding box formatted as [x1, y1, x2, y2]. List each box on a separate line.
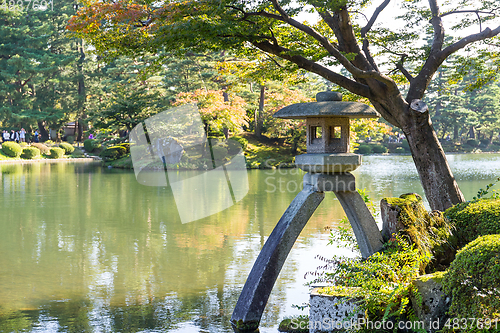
[273, 101, 380, 119]
[273, 92, 381, 119]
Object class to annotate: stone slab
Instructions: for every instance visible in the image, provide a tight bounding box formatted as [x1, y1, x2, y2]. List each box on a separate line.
[309, 287, 364, 333]
[295, 153, 361, 173]
[304, 172, 356, 192]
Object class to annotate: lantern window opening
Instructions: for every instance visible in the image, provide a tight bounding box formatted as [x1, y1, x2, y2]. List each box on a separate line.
[330, 126, 342, 140]
[311, 126, 323, 144]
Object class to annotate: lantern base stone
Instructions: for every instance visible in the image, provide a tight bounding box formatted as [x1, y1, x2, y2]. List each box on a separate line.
[295, 153, 361, 173]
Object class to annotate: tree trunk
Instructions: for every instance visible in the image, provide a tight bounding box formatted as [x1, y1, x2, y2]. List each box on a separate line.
[453, 125, 459, 141]
[468, 125, 475, 139]
[255, 85, 265, 137]
[403, 113, 465, 211]
[37, 121, 49, 142]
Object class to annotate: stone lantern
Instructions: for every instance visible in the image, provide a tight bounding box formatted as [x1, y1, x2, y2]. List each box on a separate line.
[231, 91, 385, 332]
[273, 91, 380, 173]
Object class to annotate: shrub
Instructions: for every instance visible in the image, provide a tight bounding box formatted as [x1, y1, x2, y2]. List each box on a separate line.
[210, 145, 228, 162]
[70, 149, 85, 158]
[84, 139, 101, 153]
[66, 135, 75, 144]
[401, 139, 410, 151]
[395, 147, 406, 153]
[117, 142, 131, 154]
[371, 144, 388, 153]
[59, 142, 75, 154]
[19, 142, 28, 147]
[99, 146, 127, 161]
[356, 144, 372, 154]
[442, 235, 500, 319]
[49, 147, 65, 159]
[228, 136, 248, 152]
[21, 147, 40, 159]
[1, 141, 22, 157]
[480, 138, 490, 146]
[44, 140, 56, 146]
[445, 198, 500, 248]
[466, 139, 479, 147]
[31, 143, 50, 154]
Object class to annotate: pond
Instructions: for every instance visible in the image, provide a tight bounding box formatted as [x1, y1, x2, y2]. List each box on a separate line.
[1, 154, 499, 332]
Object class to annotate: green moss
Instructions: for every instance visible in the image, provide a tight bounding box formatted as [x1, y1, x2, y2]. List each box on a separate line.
[418, 271, 446, 283]
[382, 193, 454, 272]
[315, 286, 361, 297]
[445, 198, 500, 248]
[231, 319, 259, 331]
[278, 316, 309, 333]
[442, 235, 500, 319]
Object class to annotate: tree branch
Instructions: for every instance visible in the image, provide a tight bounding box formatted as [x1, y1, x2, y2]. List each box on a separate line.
[360, 0, 391, 37]
[252, 40, 372, 99]
[269, 0, 396, 88]
[428, 0, 445, 54]
[441, 25, 500, 59]
[440, 9, 499, 18]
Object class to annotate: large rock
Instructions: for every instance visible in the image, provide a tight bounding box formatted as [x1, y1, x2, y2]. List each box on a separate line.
[410, 272, 451, 333]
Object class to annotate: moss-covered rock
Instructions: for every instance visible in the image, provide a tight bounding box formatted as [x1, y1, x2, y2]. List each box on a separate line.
[442, 234, 500, 319]
[380, 193, 454, 271]
[444, 198, 500, 248]
[278, 316, 309, 333]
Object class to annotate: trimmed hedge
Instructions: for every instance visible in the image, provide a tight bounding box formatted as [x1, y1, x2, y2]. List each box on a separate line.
[210, 146, 228, 162]
[100, 146, 127, 161]
[21, 147, 40, 159]
[59, 142, 75, 154]
[466, 139, 479, 147]
[356, 144, 372, 154]
[49, 147, 65, 159]
[31, 143, 50, 154]
[442, 235, 500, 319]
[117, 142, 131, 154]
[445, 198, 500, 248]
[66, 135, 75, 144]
[84, 139, 101, 153]
[395, 147, 406, 154]
[371, 144, 388, 153]
[2, 141, 23, 157]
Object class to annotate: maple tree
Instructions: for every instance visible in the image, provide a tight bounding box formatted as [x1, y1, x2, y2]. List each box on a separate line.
[67, 0, 500, 211]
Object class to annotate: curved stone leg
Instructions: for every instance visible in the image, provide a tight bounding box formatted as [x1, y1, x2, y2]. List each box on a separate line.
[334, 191, 384, 258]
[231, 183, 325, 331]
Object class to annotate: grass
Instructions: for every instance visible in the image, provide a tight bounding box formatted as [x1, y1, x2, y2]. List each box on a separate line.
[240, 132, 299, 168]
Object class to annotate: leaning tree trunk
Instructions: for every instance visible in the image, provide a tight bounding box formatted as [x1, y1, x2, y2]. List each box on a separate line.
[37, 121, 50, 142]
[402, 111, 465, 211]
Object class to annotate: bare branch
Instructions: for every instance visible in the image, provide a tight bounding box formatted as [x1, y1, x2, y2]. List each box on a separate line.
[362, 39, 379, 72]
[269, 0, 396, 88]
[360, 0, 391, 37]
[440, 9, 499, 18]
[252, 40, 373, 99]
[428, 0, 445, 54]
[441, 25, 500, 58]
[396, 63, 414, 83]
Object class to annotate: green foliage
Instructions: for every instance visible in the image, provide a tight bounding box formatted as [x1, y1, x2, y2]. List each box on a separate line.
[66, 136, 75, 144]
[278, 315, 309, 333]
[395, 147, 406, 154]
[84, 139, 101, 153]
[401, 140, 410, 151]
[210, 146, 228, 162]
[21, 147, 40, 160]
[371, 144, 388, 153]
[1, 142, 22, 158]
[116, 143, 131, 154]
[356, 144, 372, 154]
[383, 194, 454, 272]
[445, 198, 500, 248]
[70, 149, 85, 158]
[99, 146, 127, 161]
[49, 147, 65, 159]
[466, 139, 480, 147]
[442, 235, 500, 320]
[59, 142, 75, 154]
[474, 177, 500, 200]
[228, 136, 248, 153]
[31, 143, 50, 154]
[319, 235, 430, 325]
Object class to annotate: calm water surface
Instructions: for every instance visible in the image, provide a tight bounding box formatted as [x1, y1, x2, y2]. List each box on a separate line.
[1, 154, 499, 332]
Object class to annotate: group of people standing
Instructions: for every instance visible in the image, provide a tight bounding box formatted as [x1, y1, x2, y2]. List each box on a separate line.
[1, 129, 39, 143]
